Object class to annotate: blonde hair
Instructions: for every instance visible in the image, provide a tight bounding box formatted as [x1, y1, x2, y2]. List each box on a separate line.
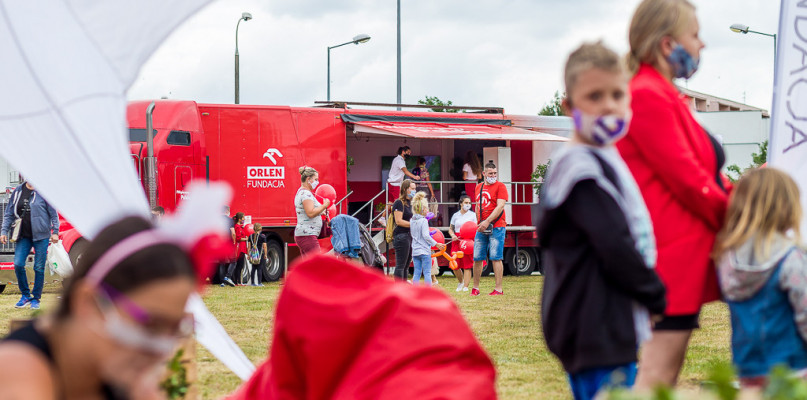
[411, 191, 429, 215]
[564, 41, 624, 102]
[714, 168, 802, 262]
[299, 166, 317, 183]
[627, 0, 696, 74]
[399, 179, 414, 203]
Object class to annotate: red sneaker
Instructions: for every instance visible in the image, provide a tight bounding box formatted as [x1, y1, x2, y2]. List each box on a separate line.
[489, 289, 504, 296]
[470, 288, 480, 296]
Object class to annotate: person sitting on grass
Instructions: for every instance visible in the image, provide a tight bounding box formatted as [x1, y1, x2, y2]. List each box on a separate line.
[714, 168, 807, 388]
[537, 41, 666, 400]
[410, 192, 444, 286]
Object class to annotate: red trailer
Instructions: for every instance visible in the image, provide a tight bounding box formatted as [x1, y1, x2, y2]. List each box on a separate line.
[58, 100, 570, 282]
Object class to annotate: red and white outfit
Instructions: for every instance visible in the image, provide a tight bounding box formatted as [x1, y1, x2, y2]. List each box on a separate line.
[387, 154, 406, 202]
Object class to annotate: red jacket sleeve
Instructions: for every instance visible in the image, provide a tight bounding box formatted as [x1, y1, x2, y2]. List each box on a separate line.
[628, 88, 728, 231]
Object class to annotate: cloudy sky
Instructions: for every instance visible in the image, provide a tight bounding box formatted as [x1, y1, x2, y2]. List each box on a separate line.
[128, 0, 780, 115]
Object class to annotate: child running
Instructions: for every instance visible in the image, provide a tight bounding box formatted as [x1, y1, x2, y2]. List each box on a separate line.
[410, 192, 444, 286]
[537, 41, 666, 400]
[714, 168, 807, 388]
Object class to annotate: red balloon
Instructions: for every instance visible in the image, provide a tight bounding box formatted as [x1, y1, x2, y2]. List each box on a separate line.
[459, 221, 477, 240]
[328, 204, 337, 219]
[314, 193, 326, 204]
[245, 223, 255, 235]
[429, 228, 445, 250]
[315, 184, 337, 202]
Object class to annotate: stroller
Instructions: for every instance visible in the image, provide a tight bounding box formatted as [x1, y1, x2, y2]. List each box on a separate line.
[330, 214, 385, 271]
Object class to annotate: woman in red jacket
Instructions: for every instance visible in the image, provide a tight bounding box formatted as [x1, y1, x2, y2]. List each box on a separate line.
[618, 0, 731, 389]
[223, 212, 248, 286]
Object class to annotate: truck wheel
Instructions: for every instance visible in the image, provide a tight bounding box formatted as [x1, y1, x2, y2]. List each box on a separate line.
[68, 238, 89, 269]
[0, 284, 5, 294]
[480, 260, 492, 276]
[239, 260, 251, 285]
[262, 241, 284, 282]
[506, 248, 537, 276]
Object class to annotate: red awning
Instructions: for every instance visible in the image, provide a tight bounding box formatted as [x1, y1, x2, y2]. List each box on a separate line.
[351, 121, 568, 141]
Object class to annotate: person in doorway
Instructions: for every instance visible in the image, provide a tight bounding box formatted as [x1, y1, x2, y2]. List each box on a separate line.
[387, 146, 420, 204]
[471, 161, 508, 296]
[223, 212, 248, 286]
[448, 195, 477, 291]
[249, 223, 267, 287]
[392, 179, 416, 281]
[619, 0, 730, 389]
[462, 151, 482, 204]
[410, 192, 444, 286]
[538, 41, 667, 400]
[295, 166, 330, 256]
[0, 180, 59, 310]
[411, 157, 435, 198]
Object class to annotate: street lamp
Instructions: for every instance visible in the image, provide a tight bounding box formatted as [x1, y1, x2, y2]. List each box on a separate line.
[235, 12, 253, 104]
[730, 23, 777, 65]
[327, 34, 371, 101]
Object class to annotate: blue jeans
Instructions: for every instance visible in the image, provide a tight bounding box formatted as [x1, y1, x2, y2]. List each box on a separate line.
[14, 236, 49, 300]
[567, 363, 637, 400]
[412, 254, 432, 286]
[473, 227, 505, 261]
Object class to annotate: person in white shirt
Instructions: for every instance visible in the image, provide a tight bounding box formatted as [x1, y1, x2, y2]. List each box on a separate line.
[448, 195, 477, 291]
[462, 151, 482, 208]
[387, 146, 420, 203]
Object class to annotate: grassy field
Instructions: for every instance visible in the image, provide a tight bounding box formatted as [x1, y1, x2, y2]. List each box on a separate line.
[0, 275, 731, 399]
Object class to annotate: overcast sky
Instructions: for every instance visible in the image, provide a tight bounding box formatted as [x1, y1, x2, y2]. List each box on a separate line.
[127, 0, 780, 115]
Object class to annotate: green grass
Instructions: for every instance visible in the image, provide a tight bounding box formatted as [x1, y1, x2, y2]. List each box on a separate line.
[0, 276, 731, 399]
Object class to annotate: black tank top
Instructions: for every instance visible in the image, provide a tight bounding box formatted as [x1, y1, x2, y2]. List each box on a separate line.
[3, 322, 127, 400]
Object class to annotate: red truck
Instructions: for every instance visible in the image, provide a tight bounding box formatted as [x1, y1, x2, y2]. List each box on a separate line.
[57, 100, 570, 283]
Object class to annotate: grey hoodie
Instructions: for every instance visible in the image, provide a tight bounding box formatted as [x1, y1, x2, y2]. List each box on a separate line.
[717, 234, 807, 342]
[410, 213, 437, 257]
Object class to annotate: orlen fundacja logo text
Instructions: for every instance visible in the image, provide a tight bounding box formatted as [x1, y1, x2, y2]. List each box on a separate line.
[247, 148, 285, 189]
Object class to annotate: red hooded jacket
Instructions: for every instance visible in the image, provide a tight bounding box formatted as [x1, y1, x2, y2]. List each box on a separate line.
[228, 255, 497, 399]
[616, 64, 731, 316]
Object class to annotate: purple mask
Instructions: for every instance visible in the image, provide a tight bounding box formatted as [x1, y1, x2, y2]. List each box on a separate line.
[572, 109, 632, 146]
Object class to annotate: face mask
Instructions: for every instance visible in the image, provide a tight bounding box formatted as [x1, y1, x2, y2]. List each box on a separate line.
[462, 204, 471, 211]
[407, 191, 414, 199]
[309, 179, 319, 190]
[404, 154, 410, 160]
[572, 109, 632, 146]
[667, 43, 699, 79]
[485, 176, 497, 184]
[93, 297, 183, 357]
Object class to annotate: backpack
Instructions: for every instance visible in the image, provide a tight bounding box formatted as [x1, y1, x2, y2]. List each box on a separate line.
[248, 234, 263, 265]
[385, 201, 398, 244]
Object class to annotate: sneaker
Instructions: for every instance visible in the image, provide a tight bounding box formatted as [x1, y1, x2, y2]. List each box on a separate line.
[470, 288, 480, 296]
[220, 283, 225, 287]
[15, 295, 31, 308]
[456, 283, 464, 292]
[489, 289, 504, 296]
[30, 299, 40, 310]
[223, 277, 236, 287]
[462, 287, 469, 292]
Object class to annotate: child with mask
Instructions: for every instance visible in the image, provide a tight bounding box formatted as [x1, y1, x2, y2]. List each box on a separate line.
[536, 41, 667, 400]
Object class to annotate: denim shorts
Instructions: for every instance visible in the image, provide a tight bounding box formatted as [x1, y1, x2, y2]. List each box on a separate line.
[474, 227, 505, 261]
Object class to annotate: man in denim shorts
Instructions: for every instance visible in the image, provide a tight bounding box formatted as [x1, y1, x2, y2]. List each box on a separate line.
[472, 161, 508, 296]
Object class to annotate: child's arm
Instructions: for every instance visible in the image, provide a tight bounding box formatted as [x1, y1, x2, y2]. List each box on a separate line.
[562, 179, 667, 314]
[779, 248, 807, 342]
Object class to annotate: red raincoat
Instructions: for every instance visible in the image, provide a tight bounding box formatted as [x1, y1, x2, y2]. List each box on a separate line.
[616, 64, 731, 316]
[228, 255, 497, 399]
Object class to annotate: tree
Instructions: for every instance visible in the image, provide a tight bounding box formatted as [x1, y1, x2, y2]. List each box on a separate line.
[418, 96, 459, 113]
[725, 140, 767, 183]
[538, 91, 565, 116]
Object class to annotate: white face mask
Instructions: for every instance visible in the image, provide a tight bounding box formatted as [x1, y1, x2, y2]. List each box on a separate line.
[572, 109, 632, 146]
[485, 176, 497, 185]
[92, 297, 182, 357]
[462, 203, 471, 211]
[309, 179, 319, 190]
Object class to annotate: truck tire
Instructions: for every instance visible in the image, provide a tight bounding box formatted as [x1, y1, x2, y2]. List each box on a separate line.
[262, 240, 284, 282]
[0, 284, 5, 294]
[506, 248, 536, 276]
[480, 260, 492, 276]
[68, 238, 89, 269]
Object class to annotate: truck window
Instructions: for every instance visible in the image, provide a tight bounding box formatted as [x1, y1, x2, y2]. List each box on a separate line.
[129, 128, 155, 142]
[167, 130, 191, 146]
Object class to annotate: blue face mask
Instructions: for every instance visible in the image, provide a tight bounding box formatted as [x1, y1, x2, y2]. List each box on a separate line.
[407, 191, 414, 199]
[667, 43, 699, 79]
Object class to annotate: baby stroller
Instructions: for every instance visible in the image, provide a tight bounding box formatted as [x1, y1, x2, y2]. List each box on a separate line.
[330, 214, 385, 271]
[358, 224, 385, 271]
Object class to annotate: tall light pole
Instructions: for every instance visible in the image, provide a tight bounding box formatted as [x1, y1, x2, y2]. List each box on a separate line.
[397, 0, 401, 110]
[730, 23, 776, 67]
[327, 34, 371, 102]
[235, 12, 252, 104]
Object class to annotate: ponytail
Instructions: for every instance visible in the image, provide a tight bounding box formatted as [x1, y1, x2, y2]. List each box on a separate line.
[411, 191, 429, 215]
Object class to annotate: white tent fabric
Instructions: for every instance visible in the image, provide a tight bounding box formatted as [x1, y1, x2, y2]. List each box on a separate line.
[769, 1, 807, 234]
[0, 0, 255, 381]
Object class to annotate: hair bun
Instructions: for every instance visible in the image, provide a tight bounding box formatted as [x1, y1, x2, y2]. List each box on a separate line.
[299, 166, 306, 175]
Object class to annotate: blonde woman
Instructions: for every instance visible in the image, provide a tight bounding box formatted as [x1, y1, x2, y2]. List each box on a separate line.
[410, 192, 445, 286]
[295, 166, 330, 255]
[618, 0, 731, 388]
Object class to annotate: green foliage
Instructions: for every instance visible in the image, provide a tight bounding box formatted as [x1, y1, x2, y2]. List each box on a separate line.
[704, 361, 739, 400]
[726, 140, 767, 183]
[538, 91, 565, 116]
[531, 160, 551, 197]
[161, 349, 190, 399]
[346, 155, 354, 174]
[764, 365, 807, 400]
[418, 96, 459, 113]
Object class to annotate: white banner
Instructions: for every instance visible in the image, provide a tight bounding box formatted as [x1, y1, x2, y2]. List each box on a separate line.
[770, 0, 807, 233]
